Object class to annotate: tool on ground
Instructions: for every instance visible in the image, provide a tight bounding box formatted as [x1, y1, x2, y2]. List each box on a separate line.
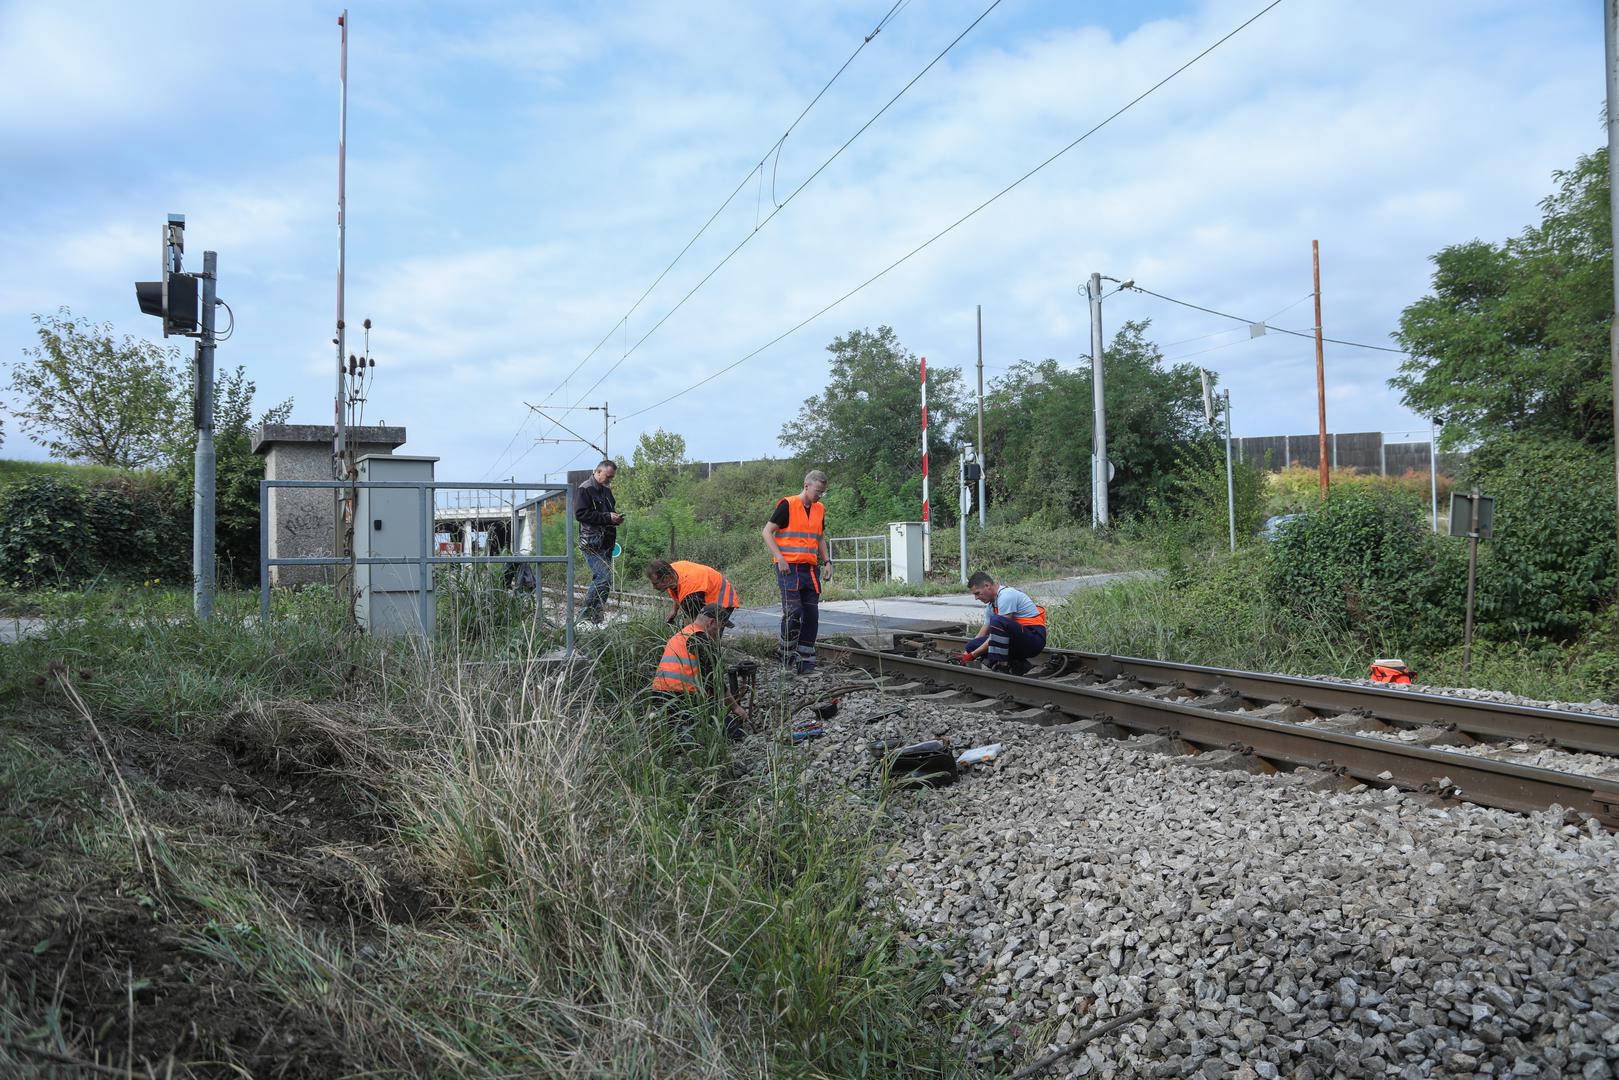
[789, 717, 826, 744]
[870, 738, 958, 788]
[1369, 658, 1412, 684]
[727, 658, 760, 722]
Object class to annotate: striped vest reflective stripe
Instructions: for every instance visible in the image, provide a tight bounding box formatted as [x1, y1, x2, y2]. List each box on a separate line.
[775, 496, 825, 564]
[652, 622, 704, 693]
[669, 561, 741, 610]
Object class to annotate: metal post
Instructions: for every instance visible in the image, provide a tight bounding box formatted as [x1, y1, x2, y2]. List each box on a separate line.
[1606, 0, 1619, 623]
[334, 11, 349, 480]
[1089, 272, 1109, 525]
[564, 484, 576, 656]
[418, 485, 431, 639]
[1463, 487, 1481, 674]
[976, 304, 986, 528]
[193, 251, 218, 620]
[920, 356, 931, 572]
[1313, 240, 1329, 499]
[1331, 432, 1339, 470]
[259, 479, 271, 625]
[1429, 420, 1440, 533]
[1224, 390, 1236, 553]
[1379, 435, 1387, 477]
[603, 401, 609, 459]
[959, 445, 970, 584]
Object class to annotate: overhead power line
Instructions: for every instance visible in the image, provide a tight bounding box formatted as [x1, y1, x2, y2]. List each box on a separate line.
[482, 0, 912, 480]
[562, 0, 1008, 415]
[1124, 283, 1407, 355]
[615, 0, 1288, 425]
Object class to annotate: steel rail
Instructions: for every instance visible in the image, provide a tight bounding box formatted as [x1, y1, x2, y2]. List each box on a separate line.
[820, 643, 1619, 827]
[890, 632, 1619, 757]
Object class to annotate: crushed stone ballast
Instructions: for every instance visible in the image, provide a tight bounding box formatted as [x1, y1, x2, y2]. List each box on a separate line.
[818, 643, 1619, 828]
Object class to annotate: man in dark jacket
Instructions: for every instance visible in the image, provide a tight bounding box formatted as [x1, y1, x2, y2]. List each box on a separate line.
[574, 460, 623, 623]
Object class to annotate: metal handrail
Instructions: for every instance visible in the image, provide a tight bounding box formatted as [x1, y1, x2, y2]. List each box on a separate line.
[258, 479, 576, 653]
[827, 532, 889, 593]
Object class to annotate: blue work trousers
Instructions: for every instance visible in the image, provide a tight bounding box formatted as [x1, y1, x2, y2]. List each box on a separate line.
[582, 546, 613, 613]
[777, 563, 821, 672]
[968, 614, 1046, 665]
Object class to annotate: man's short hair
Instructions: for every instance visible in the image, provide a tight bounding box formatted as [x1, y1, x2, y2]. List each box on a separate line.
[967, 571, 995, 588]
[698, 602, 731, 625]
[804, 469, 828, 487]
[595, 459, 617, 473]
[646, 559, 673, 581]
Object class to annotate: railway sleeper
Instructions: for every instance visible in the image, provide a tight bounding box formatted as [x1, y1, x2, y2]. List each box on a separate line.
[1317, 712, 1397, 734]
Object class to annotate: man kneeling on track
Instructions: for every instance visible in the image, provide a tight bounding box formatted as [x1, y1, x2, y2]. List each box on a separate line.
[957, 571, 1047, 675]
[650, 603, 749, 739]
[646, 558, 741, 636]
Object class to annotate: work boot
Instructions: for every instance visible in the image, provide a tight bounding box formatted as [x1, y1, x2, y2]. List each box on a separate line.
[1006, 657, 1033, 676]
[583, 607, 604, 625]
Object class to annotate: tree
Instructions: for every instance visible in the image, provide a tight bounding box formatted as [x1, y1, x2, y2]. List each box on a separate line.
[617, 428, 688, 510]
[981, 321, 1206, 521]
[9, 308, 184, 467]
[779, 327, 966, 481]
[1391, 148, 1612, 448]
[162, 365, 292, 583]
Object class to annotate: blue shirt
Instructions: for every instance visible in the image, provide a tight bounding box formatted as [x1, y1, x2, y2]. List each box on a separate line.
[987, 585, 1039, 621]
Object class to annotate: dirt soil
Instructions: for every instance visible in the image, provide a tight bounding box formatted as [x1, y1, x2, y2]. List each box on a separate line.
[0, 699, 437, 1077]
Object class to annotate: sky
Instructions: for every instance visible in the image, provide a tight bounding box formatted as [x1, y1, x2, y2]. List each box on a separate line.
[0, 0, 1605, 483]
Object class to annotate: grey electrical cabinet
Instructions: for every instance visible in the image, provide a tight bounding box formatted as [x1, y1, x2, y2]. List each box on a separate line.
[354, 454, 438, 637]
[888, 521, 924, 586]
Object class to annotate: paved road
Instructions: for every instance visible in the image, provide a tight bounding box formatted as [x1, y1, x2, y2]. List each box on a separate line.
[0, 617, 43, 643]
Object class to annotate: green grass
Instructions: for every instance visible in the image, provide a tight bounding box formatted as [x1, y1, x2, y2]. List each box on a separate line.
[1047, 545, 1619, 703]
[0, 456, 157, 488]
[0, 592, 972, 1077]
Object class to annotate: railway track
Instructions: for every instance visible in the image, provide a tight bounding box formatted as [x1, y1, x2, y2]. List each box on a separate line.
[885, 631, 1619, 756]
[818, 640, 1619, 828]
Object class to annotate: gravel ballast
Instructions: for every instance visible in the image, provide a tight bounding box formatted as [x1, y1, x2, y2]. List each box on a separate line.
[791, 676, 1619, 1078]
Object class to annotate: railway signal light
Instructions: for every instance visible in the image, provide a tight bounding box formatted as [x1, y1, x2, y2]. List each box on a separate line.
[134, 214, 199, 336]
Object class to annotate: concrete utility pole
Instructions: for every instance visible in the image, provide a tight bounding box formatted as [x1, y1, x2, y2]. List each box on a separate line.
[1312, 240, 1329, 499]
[976, 305, 986, 528]
[194, 251, 218, 620]
[958, 444, 971, 585]
[1606, 0, 1619, 617]
[1089, 272, 1109, 526]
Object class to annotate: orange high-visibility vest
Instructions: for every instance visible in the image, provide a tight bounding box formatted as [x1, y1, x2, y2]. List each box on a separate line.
[1011, 605, 1047, 629]
[667, 561, 740, 609]
[652, 622, 706, 693]
[774, 496, 825, 564]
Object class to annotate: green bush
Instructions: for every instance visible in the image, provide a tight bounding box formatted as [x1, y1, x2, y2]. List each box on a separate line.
[0, 475, 188, 589]
[1467, 437, 1616, 640]
[1264, 487, 1463, 651]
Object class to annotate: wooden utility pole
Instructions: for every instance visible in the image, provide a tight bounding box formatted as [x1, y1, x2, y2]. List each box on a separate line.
[1312, 240, 1328, 499]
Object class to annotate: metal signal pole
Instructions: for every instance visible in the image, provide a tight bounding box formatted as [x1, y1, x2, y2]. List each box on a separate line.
[976, 305, 986, 528]
[194, 251, 218, 619]
[1089, 273, 1109, 526]
[1313, 240, 1329, 499]
[334, 10, 349, 482]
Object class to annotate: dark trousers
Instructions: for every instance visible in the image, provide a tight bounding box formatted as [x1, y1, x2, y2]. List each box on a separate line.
[582, 547, 612, 612]
[777, 563, 820, 672]
[968, 614, 1046, 665]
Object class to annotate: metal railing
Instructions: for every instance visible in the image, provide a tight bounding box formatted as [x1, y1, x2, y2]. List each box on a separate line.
[827, 532, 890, 593]
[258, 479, 577, 654]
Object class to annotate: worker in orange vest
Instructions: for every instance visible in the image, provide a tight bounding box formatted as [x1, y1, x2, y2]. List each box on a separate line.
[762, 469, 829, 674]
[646, 558, 741, 633]
[959, 571, 1047, 675]
[650, 603, 748, 738]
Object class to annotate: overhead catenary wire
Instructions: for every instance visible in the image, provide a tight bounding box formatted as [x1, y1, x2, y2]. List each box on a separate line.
[1124, 284, 1407, 354]
[562, 0, 1008, 415]
[482, 0, 912, 480]
[615, 0, 1288, 425]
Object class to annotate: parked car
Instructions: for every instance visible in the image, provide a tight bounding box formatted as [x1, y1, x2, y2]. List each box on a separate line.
[1260, 514, 1303, 541]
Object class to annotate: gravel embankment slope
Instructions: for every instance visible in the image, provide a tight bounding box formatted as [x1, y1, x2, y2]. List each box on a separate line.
[793, 680, 1619, 1078]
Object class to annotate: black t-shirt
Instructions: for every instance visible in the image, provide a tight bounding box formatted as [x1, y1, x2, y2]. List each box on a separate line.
[769, 497, 825, 531]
